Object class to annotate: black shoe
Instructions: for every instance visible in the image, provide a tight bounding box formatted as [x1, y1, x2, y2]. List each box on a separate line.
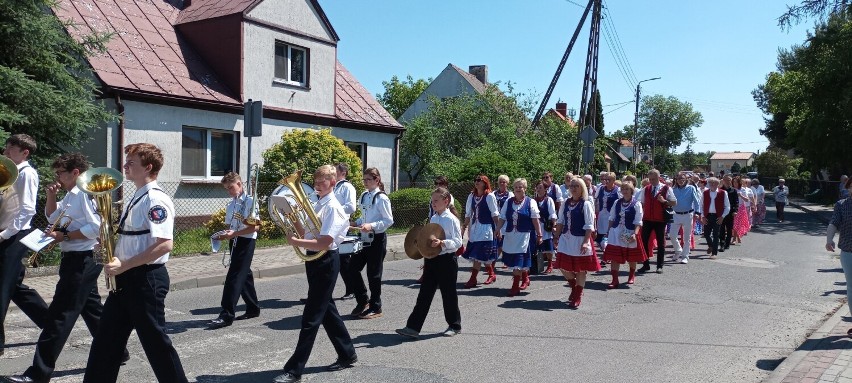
[1, 375, 43, 383]
[637, 265, 651, 273]
[299, 298, 308, 304]
[272, 372, 301, 383]
[339, 293, 355, 300]
[350, 303, 368, 317]
[359, 307, 383, 319]
[208, 318, 232, 329]
[235, 312, 260, 320]
[656, 267, 663, 274]
[327, 354, 358, 371]
[121, 349, 131, 365]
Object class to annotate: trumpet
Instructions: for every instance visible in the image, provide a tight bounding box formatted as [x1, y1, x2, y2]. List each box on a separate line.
[234, 163, 261, 226]
[27, 207, 72, 267]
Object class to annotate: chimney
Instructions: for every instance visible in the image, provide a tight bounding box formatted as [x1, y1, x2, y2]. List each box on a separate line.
[468, 65, 488, 84]
[556, 102, 568, 117]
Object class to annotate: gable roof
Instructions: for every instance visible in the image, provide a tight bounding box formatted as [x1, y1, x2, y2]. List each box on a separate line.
[448, 64, 486, 94]
[53, 0, 398, 129]
[710, 152, 755, 161]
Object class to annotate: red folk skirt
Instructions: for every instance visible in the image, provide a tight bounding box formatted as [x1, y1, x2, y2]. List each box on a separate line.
[603, 241, 647, 264]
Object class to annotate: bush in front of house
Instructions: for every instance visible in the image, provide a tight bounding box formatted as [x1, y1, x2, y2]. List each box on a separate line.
[388, 187, 462, 229]
[203, 199, 283, 240]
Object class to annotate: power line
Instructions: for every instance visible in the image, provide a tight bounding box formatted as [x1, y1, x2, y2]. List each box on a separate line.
[693, 140, 767, 145]
[601, 1, 638, 85]
[603, 100, 633, 107]
[603, 101, 633, 115]
[565, 0, 586, 8]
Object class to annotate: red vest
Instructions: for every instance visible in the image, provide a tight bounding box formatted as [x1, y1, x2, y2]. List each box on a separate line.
[702, 189, 726, 217]
[643, 184, 668, 222]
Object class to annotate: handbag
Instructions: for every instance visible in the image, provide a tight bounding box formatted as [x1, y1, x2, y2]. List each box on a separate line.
[658, 185, 674, 223]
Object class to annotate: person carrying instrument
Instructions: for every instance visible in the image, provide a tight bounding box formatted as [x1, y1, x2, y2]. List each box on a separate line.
[0, 134, 48, 357]
[334, 162, 357, 300]
[83, 143, 187, 383]
[208, 172, 261, 329]
[3, 153, 129, 383]
[396, 187, 463, 339]
[349, 167, 393, 319]
[274, 165, 357, 383]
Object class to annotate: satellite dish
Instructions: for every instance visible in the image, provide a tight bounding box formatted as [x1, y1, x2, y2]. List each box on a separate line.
[641, 154, 651, 162]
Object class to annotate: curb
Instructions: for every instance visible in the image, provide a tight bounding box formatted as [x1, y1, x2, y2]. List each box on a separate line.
[763, 302, 847, 383]
[788, 200, 831, 225]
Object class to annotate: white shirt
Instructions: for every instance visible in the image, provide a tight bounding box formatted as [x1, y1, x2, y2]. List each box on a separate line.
[773, 185, 789, 203]
[356, 188, 394, 233]
[224, 191, 258, 239]
[115, 181, 174, 264]
[560, 184, 572, 201]
[752, 185, 766, 204]
[465, 192, 500, 241]
[430, 209, 462, 254]
[634, 182, 677, 206]
[739, 187, 754, 208]
[46, 186, 100, 252]
[0, 160, 38, 239]
[333, 179, 357, 216]
[308, 192, 349, 251]
[704, 189, 731, 217]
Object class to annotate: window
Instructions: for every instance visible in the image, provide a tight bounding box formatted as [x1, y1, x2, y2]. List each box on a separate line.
[344, 141, 367, 171]
[274, 42, 307, 86]
[181, 127, 237, 178]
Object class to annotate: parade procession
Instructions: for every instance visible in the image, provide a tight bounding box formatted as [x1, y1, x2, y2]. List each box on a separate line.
[3, 0, 852, 382]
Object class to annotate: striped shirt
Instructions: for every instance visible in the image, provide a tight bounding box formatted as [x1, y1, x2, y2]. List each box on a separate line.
[831, 198, 852, 252]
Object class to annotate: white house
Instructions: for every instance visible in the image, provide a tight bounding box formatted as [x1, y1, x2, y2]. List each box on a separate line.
[399, 64, 488, 123]
[709, 151, 756, 174]
[55, 0, 402, 215]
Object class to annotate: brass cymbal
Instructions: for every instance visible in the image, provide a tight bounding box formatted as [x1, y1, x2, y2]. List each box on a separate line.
[404, 225, 423, 260]
[416, 223, 446, 259]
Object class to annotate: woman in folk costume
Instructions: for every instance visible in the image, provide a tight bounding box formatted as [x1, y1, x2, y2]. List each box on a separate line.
[603, 182, 646, 288]
[497, 178, 543, 296]
[595, 172, 620, 254]
[534, 180, 558, 274]
[554, 176, 599, 309]
[462, 174, 500, 288]
[732, 176, 754, 244]
[560, 172, 575, 202]
[751, 178, 767, 226]
[492, 175, 511, 268]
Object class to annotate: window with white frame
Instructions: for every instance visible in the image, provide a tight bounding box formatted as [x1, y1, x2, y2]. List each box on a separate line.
[274, 41, 307, 87]
[181, 127, 237, 178]
[344, 141, 367, 171]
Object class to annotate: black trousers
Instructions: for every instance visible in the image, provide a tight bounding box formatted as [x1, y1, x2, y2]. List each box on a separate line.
[26, 251, 105, 380]
[83, 264, 187, 383]
[219, 237, 259, 321]
[338, 253, 354, 295]
[720, 211, 737, 248]
[0, 229, 48, 351]
[641, 221, 667, 269]
[776, 202, 786, 221]
[350, 233, 386, 309]
[406, 253, 461, 333]
[702, 214, 722, 256]
[284, 250, 355, 376]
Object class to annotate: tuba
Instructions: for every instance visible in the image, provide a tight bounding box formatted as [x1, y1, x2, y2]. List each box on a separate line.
[268, 170, 326, 262]
[0, 155, 19, 209]
[77, 167, 123, 292]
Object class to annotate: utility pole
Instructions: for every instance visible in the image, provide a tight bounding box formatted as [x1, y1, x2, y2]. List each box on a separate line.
[632, 77, 660, 173]
[576, 0, 602, 174]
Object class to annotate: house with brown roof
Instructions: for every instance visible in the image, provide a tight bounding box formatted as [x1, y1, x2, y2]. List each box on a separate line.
[56, 0, 402, 197]
[399, 64, 489, 123]
[709, 151, 756, 174]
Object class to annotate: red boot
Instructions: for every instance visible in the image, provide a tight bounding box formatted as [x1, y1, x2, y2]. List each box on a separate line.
[607, 269, 620, 289]
[464, 269, 479, 288]
[483, 264, 497, 285]
[570, 286, 585, 308]
[543, 259, 553, 274]
[567, 284, 578, 306]
[567, 278, 576, 289]
[520, 271, 530, 290]
[627, 269, 636, 285]
[508, 275, 521, 297]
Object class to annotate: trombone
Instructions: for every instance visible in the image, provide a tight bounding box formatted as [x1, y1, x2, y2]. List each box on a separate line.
[27, 207, 72, 268]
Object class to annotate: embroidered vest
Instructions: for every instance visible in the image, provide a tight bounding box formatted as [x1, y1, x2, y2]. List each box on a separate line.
[643, 184, 667, 222]
[613, 200, 638, 231]
[471, 194, 495, 225]
[493, 190, 510, 211]
[561, 201, 587, 236]
[597, 186, 619, 214]
[505, 197, 533, 232]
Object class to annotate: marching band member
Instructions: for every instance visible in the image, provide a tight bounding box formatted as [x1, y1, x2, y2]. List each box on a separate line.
[350, 167, 393, 319]
[334, 163, 357, 300]
[208, 172, 261, 329]
[461, 175, 500, 288]
[275, 165, 357, 383]
[497, 178, 542, 296]
[603, 182, 645, 289]
[534, 180, 558, 274]
[419, 176, 458, 284]
[0, 134, 48, 358]
[3, 153, 130, 383]
[396, 187, 463, 339]
[83, 143, 187, 383]
[595, 172, 620, 254]
[554, 177, 598, 309]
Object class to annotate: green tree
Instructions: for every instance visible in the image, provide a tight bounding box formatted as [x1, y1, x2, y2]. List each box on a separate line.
[376, 75, 431, 119]
[637, 95, 702, 169]
[582, 90, 605, 135]
[731, 162, 742, 174]
[0, 0, 115, 166]
[754, 149, 797, 178]
[754, 9, 852, 174]
[778, 0, 849, 29]
[259, 129, 363, 190]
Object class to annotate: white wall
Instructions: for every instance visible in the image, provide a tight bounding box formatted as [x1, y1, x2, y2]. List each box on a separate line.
[399, 65, 478, 123]
[248, 0, 336, 41]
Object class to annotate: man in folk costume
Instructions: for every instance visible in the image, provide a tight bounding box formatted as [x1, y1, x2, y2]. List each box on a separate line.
[635, 169, 677, 273]
[701, 177, 730, 259]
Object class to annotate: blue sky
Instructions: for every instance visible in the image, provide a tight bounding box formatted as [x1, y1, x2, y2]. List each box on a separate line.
[321, 0, 814, 155]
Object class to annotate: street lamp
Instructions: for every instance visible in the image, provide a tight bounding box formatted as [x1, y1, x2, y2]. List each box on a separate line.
[633, 77, 661, 173]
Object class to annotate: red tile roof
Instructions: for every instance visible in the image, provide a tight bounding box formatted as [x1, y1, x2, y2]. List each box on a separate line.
[52, 0, 397, 129]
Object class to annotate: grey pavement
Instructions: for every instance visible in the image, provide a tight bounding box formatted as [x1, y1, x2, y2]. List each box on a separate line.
[1, 201, 848, 382]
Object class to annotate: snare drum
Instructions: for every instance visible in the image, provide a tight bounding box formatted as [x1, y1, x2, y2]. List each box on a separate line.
[339, 235, 364, 255]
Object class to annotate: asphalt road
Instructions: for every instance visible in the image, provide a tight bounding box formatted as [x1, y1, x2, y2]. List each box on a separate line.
[1, 205, 844, 383]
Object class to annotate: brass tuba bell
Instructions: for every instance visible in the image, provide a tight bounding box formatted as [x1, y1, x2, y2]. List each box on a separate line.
[268, 170, 326, 262]
[77, 167, 124, 292]
[0, 155, 19, 210]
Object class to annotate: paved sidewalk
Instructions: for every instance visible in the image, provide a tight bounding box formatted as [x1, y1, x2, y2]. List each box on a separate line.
[14, 233, 408, 306]
[769, 192, 835, 225]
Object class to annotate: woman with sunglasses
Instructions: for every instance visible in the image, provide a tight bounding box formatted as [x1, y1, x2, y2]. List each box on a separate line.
[553, 177, 599, 309]
[462, 175, 500, 288]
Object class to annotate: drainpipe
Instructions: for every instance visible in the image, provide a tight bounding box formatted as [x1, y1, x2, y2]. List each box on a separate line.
[393, 132, 401, 192]
[115, 93, 125, 200]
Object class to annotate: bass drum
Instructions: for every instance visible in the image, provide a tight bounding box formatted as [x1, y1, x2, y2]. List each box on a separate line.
[267, 181, 320, 233]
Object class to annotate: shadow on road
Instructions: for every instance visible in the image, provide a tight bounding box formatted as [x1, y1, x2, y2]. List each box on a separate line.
[196, 369, 281, 383]
[263, 315, 302, 331]
[351, 331, 442, 349]
[52, 368, 86, 380]
[165, 319, 210, 334]
[188, 298, 299, 316]
[818, 268, 844, 273]
[498, 299, 567, 311]
[755, 357, 785, 371]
